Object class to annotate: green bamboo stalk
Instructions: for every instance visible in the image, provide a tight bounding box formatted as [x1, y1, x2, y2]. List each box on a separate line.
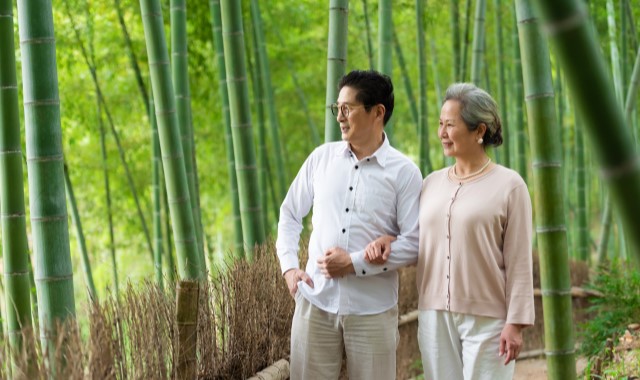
[170, 0, 205, 269]
[393, 26, 419, 129]
[461, 0, 472, 81]
[139, 0, 203, 279]
[470, 0, 487, 85]
[494, 0, 509, 168]
[247, 33, 270, 243]
[516, 1, 576, 378]
[606, 0, 623, 102]
[63, 164, 97, 300]
[324, 0, 349, 142]
[0, 0, 33, 353]
[162, 185, 176, 285]
[151, 96, 163, 287]
[362, 0, 375, 70]
[210, 0, 243, 255]
[220, 0, 266, 255]
[250, 0, 288, 204]
[451, 0, 461, 80]
[624, 0, 637, 54]
[16, 0, 77, 354]
[97, 101, 118, 294]
[596, 195, 612, 264]
[574, 113, 589, 262]
[430, 39, 443, 107]
[378, 0, 393, 139]
[417, 0, 432, 174]
[63, 3, 155, 262]
[512, 10, 527, 182]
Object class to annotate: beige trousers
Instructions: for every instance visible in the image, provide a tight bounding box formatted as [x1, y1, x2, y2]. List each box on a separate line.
[289, 292, 399, 380]
[418, 310, 515, 380]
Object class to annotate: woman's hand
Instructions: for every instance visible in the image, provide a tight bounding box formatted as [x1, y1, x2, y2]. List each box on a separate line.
[499, 323, 524, 365]
[364, 235, 397, 264]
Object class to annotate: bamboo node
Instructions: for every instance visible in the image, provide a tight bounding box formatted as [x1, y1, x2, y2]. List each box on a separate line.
[541, 8, 588, 36]
[27, 154, 64, 163]
[540, 288, 572, 297]
[0, 85, 18, 89]
[535, 225, 566, 233]
[20, 37, 56, 45]
[23, 99, 60, 106]
[0, 149, 23, 155]
[544, 348, 576, 356]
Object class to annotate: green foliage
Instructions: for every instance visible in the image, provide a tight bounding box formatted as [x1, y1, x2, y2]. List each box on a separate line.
[579, 261, 640, 357]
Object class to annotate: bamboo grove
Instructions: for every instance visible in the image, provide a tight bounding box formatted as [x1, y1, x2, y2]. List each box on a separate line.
[0, 0, 639, 377]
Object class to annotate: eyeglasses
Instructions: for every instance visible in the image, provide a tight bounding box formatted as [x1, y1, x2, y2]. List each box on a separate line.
[330, 103, 367, 118]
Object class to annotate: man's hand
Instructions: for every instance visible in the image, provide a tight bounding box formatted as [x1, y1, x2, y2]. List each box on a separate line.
[365, 235, 397, 264]
[283, 269, 314, 298]
[317, 247, 355, 278]
[499, 323, 523, 365]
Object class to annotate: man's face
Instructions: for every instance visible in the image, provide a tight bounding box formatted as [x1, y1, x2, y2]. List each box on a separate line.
[335, 86, 378, 146]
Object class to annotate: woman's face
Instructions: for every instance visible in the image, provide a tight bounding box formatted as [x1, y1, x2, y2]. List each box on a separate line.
[438, 100, 483, 159]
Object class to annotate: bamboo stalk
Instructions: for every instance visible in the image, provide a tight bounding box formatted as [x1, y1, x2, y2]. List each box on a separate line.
[416, 0, 432, 174]
[325, 0, 349, 142]
[209, 0, 243, 256]
[516, 0, 576, 378]
[63, 164, 97, 301]
[470, 0, 487, 85]
[378, 0, 393, 139]
[0, 0, 33, 355]
[139, 0, 203, 279]
[362, 0, 375, 70]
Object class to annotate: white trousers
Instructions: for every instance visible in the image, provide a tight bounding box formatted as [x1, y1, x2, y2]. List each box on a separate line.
[289, 292, 399, 380]
[418, 310, 515, 380]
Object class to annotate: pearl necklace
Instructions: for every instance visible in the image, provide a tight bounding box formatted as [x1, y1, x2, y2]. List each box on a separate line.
[450, 158, 492, 181]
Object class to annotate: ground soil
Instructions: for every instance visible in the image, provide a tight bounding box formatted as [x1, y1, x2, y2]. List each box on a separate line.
[514, 357, 588, 379]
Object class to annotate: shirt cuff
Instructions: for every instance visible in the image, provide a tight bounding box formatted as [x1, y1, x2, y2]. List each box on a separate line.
[278, 252, 300, 275]
[350, 250, 390, 276]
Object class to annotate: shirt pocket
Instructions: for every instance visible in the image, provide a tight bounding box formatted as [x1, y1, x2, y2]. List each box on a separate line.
[355, 187, 396, 226]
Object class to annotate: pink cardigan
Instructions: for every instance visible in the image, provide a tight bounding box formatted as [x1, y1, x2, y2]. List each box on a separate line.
[417, 165, 535, 325]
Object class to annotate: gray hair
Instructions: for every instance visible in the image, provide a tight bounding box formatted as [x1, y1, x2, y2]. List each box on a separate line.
[443, 83, 503, 146]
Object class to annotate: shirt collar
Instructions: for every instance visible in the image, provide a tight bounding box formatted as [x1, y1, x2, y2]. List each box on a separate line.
[337, 133, 390, 168]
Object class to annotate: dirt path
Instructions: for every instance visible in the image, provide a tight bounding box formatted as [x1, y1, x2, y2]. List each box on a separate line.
[514, 357, 587, 379]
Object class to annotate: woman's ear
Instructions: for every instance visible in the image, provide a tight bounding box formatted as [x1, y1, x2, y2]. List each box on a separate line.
[477, 122, 488, 138]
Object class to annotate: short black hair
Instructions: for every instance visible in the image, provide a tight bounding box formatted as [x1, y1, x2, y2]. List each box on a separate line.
[338, 70, 394, 125]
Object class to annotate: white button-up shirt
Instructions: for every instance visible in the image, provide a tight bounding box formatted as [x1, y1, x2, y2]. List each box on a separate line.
[276, 136, 421, 315]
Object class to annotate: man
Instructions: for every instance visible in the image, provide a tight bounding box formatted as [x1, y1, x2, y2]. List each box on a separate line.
[276, 70, 421, 379]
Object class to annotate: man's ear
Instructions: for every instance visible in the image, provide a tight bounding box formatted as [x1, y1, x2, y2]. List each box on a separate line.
[376, 104, 386, 121]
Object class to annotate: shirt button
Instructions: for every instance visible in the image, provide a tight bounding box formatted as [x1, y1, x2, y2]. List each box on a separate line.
[355, 165, 359, 170]
[362, 270, 366, 275]
[342, 228, 346, 233]
[447, 256, 450, 260]
[446, 235, 450, 239]
[349, 186, 353, 191]
[367, 158, 370, 162]
[447, 305, 450, 310]
[346, 208, 349, 212]
[446, 275, 450, 279]
[383, 267, 388, 271]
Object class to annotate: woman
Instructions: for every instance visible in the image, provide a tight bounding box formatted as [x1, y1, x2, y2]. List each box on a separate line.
[366, 83, 534, 379]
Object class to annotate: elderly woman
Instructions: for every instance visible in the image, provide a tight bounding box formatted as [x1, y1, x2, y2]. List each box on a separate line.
[418, 82, 534, 379]
[366, 83, 534, 379]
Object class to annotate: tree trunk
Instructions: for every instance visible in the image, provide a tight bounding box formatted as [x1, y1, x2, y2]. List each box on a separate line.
[516, 1, 576, 378]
